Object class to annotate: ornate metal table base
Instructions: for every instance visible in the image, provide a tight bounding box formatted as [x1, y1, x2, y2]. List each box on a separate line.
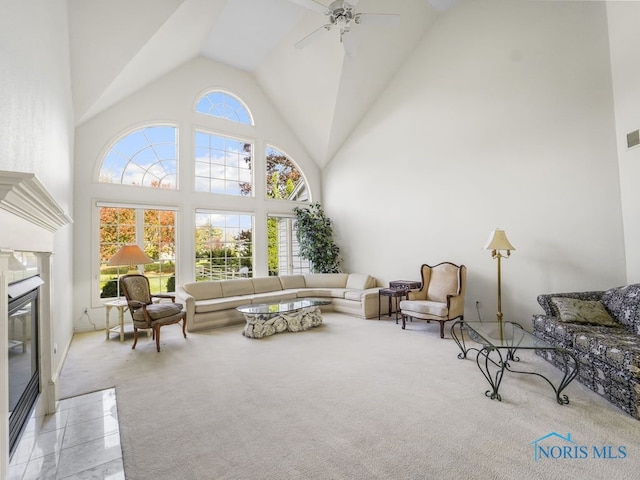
[242, 306, 323, 339]
[450, 320, 579, 405]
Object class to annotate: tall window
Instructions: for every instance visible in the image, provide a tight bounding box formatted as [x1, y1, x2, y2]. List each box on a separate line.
[194, 130, 253, 196]
[195, 90, 253, 125]
[267, 215, 310, 276]
[99, 125, 178, 188]
[99, 205, 177, 298]
[266, 146, 308, 201]
[195, 211, 253, 280]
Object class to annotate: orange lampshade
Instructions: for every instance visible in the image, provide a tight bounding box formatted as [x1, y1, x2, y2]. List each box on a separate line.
[107, 245, 153, 267]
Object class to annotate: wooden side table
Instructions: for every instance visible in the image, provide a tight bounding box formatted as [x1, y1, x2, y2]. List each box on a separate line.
[104, 299, 129, 341]
[378, 287, 408, 323]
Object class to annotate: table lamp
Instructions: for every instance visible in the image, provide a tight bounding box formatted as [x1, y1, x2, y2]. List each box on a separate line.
[107, 244, 153, 296]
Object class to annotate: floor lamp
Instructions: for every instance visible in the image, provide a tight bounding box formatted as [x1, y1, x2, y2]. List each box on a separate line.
[107, 244, 153, 296]
[484, 229, 515, 342]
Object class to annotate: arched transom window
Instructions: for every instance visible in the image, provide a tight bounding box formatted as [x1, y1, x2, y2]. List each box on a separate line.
[195, 90, 253, 125]
[99, 125, 178, 189]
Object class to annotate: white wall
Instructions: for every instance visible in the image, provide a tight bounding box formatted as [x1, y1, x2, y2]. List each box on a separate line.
[323, 0, 626, 325]
[73, 57, 320, 330]
[0, 0, 74, 472]
[0, 1, 74, 376]
[607, 1, 640, 284]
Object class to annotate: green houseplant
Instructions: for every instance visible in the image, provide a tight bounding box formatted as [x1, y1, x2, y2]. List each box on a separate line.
[293, 202, 341, 273]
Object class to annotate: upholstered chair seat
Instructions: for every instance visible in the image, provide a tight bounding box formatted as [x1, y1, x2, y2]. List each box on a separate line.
[398, 300, 449, 318]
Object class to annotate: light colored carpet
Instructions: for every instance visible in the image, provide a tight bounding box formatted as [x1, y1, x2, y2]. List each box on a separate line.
[59, 313, 640, 479]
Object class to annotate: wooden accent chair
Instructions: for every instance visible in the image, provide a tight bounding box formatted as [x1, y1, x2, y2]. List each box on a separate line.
[399, 262, 466, 338]
[120, 274, 187, 352]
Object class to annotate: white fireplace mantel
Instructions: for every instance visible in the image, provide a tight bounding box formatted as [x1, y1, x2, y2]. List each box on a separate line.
[0, 170, 72, 477]
[0, 171, 72, 232]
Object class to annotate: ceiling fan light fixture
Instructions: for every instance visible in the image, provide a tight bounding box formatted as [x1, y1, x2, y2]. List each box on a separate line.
[292, 0, 399, 56]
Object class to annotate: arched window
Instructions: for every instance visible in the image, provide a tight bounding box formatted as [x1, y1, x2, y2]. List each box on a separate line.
[99, 125, 178, 189]
[195, 90, 253, 125]
[265, 146, 308, 201]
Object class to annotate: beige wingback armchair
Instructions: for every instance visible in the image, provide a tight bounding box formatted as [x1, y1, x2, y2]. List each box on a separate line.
[399, 262, 466, 338]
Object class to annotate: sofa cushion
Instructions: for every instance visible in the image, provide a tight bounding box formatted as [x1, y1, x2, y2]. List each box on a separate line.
[346, 274, 375, 290]
[601, 284, 640, 334]
[304, 273, 348, 288]
[220, 279, 254, 297]
[344, 290, 364, 301]
[550, 297, 620, 327]
[300, 288, 347, 298]
[279, 275, 306, 289]
[532, 315, 589, 349]
[182, 281, 223, 301]
[251, 277, 283, 294]
[250, 291, 297, 303]
[195, 297, 251, 313]
[573, 330, 640, 375]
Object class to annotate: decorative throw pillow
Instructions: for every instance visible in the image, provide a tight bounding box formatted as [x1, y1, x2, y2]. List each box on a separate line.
[549, 297, 620, 327]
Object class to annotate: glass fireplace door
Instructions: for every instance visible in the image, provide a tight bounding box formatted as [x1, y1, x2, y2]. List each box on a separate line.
[7, 275, 42, 456]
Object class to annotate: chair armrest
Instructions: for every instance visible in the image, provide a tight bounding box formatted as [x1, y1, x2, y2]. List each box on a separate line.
[446, 292, 464, 318]
[127, 300, 145, 309]
[152, 293, 176, 303]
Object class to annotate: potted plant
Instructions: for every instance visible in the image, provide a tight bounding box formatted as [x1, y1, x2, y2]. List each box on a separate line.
[293, 202, 341, 273]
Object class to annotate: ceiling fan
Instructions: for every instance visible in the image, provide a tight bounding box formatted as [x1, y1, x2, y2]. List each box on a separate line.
[291, 0, 400, 57]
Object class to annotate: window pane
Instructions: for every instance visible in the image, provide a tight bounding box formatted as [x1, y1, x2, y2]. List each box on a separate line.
[99, 206, 177, 299]
[195, 211, 253, 280]
[194, 91, 253, 125]
[99, 125, 178, 189]
[265, 146, 309, 201]
[194, 130, 253, 196]
[267, 215, 310, 276]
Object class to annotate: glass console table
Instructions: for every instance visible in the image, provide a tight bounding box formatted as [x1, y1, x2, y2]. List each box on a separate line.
[450, 320, 579, 405]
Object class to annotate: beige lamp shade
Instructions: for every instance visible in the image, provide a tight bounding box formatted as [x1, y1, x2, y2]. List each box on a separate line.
[484, 229, 515, 252]
[107, 244, 153, 267]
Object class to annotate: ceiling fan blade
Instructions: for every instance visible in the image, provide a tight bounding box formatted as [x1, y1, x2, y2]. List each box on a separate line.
[342, 31, 358, 59]
[288, 0, 331, 15]
[295, 24, 333, 49]
[355, 13, 400, 28]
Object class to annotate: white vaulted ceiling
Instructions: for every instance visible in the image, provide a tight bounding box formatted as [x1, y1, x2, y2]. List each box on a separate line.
[69, 0, 457, 167]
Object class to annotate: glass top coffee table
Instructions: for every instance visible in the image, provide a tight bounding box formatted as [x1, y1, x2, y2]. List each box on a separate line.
[450, 320, 579, 405]
[237, 298, 331, 339]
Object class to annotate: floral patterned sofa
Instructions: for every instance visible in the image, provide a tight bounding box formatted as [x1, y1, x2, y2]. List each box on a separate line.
[531, 284, 640, 419]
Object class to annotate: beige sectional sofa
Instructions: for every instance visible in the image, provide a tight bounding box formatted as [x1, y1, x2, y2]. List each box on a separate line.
[175, 273, 384, 332]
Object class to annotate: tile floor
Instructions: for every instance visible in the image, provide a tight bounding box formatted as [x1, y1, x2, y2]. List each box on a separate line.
[8, 388, 124, 479]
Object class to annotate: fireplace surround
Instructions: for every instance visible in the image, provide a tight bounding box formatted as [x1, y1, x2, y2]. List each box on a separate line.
[0, 171, 72, 476]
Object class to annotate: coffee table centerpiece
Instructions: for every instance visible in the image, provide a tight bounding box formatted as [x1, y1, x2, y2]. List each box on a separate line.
[237, 298, 331, 339]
